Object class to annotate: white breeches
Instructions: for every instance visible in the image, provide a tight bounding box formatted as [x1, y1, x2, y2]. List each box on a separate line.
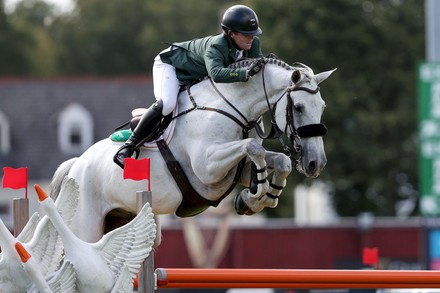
[153, 48, 180, 116]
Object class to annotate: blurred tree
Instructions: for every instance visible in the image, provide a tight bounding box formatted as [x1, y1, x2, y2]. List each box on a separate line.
[52, 0, 231, 74]
[259, 0, 424, 217]
[0, 0, 33, 74]
[10, 0, 58, 75]
[51, 0, 148, 74]
[1, 0, 58, 75]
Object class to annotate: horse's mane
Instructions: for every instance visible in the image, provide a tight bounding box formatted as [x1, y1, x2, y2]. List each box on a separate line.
[229, 56, 314, 76]
[229, 57, 292, 70]
[229, 56, 314, 85]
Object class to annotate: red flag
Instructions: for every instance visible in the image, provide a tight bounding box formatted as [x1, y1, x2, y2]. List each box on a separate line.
[3, 167, 28, 189]
[363, 247, 379, 267]
[123, 158, 150, 190]
[2, 167, 28, 198]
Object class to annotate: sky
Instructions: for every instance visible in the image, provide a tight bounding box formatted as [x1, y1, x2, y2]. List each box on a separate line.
[4, 0, 75, 13]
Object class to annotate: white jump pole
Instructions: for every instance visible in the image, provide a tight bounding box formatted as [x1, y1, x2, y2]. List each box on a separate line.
[136, 190, 155, 293]
[13, 198, 29, 237]
[156, 268, 440, 289]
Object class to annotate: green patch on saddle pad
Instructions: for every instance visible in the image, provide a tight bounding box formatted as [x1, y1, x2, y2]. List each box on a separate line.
[110, 129, 132, 142]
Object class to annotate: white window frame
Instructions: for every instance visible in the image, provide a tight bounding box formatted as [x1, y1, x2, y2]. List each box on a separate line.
[57, 103, 94, 155]
[0, 111, 11, 155]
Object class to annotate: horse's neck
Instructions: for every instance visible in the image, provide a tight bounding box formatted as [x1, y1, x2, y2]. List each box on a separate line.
[193, 66, 291, 121]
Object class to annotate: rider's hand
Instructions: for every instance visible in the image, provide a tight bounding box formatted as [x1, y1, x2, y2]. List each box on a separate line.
[246, 58, 265, 79]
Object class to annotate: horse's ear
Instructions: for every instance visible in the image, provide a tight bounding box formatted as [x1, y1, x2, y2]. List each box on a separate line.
[292, 70, 301, 84]
[315, 68, 337, 85]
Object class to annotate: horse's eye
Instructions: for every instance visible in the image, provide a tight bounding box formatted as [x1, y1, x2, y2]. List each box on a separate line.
[294, 104, 304, 114]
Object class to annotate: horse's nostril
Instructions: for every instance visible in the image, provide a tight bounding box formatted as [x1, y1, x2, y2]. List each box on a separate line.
[308, 161, 317, 173]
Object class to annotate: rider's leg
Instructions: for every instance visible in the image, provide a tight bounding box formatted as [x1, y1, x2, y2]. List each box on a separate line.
[113, 51, 180, 168]
[113, 100, 164, 168]
[153, 51, 180, 116]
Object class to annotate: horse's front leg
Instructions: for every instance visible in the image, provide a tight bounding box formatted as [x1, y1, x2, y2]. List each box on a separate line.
[235, 151, 292, 215]
[261, 151, 292, 208]
[196, 138, 270, 197]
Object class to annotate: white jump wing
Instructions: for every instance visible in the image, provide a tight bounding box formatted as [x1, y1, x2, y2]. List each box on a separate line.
[95, 202, 156, 280]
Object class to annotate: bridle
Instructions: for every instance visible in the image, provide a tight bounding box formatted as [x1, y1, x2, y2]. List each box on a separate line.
[282, 84, 328, 171]
[253, 63, 328, 171]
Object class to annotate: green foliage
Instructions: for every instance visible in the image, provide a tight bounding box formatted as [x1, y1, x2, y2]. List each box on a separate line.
[0, 0, 33, 74]
[260, 0, 424, 218]
[1, 0, 426, 217]
[0, 0, 58, 75]
[49, 0, 233, 74]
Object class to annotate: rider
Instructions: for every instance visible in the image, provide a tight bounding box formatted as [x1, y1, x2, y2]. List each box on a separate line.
[114, 4, 265, 168]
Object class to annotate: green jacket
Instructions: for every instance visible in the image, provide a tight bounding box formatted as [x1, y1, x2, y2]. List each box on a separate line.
[159, 33, 263, 84]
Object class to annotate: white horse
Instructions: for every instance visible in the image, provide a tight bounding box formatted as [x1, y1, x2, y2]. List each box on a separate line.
[50, 58, 336, 243]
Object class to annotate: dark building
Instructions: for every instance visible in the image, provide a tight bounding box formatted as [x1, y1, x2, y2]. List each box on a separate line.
[0, 76, 154, 227]
[0, 76, 155, 179]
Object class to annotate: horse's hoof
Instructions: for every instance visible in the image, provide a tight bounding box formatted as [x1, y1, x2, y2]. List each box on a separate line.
[234, 194, 255, 216]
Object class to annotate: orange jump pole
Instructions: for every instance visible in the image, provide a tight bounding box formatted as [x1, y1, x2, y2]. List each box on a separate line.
[155, 268, 440, 289]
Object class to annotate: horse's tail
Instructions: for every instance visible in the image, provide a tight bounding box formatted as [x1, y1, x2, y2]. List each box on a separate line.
[49, 157, 78, 201]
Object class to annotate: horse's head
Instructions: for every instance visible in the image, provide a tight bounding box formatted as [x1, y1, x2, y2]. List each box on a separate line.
[273, 62, 336, 178]
[227, 58, 335, 177]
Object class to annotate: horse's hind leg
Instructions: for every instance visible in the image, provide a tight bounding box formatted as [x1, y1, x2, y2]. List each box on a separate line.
[235, 151, 291, 215]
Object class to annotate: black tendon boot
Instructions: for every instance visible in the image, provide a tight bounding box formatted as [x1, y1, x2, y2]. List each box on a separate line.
[113, 100, 164, 168]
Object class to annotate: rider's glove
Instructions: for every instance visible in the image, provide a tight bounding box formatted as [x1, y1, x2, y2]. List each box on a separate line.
[246, 58, 265, 79]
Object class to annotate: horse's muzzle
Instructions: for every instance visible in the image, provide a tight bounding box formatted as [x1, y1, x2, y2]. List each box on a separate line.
[300, 143, 327, 178]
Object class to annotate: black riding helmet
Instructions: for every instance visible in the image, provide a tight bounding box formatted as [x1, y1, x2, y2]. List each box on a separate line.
[221, 5, 262, 36]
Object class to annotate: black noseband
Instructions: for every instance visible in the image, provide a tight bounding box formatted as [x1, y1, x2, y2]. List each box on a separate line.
[297, 123, 328, 138]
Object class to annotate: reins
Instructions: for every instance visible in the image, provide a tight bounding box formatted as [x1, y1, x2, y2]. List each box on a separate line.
[172, 82, 253, 134]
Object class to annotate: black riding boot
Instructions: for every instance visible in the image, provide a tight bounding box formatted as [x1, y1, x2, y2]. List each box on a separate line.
[113, 100, 164, 168]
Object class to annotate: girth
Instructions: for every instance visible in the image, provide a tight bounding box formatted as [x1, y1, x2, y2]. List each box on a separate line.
[156, 139, 246, 217]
